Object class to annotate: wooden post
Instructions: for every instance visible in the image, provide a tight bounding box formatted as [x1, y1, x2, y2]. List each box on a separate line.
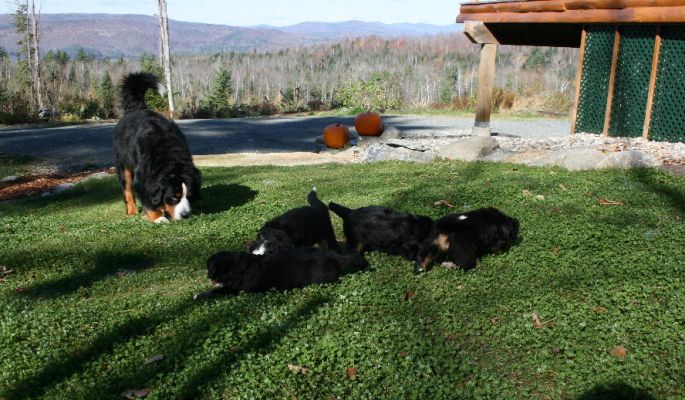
[642, 27, 662, 139]
[158, 0, 175, 119]
[570, 26, 587, 134]
[473, 43, 497, 136]
[603, 27, 621, 136]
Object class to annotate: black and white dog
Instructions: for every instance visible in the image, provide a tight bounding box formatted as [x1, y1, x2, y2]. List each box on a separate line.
[113, 72, 201, 223]
[249, 188, 338, 255]
[328, 202, 434, 260]
[415, 207, 519, 273]
[194, 248, 368, 298]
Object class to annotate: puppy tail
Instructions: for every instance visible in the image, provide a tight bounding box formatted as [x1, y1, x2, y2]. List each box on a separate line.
[119, 72, 164, 113]
[307, 187, 329, 213]
[328, 202, 351, 219]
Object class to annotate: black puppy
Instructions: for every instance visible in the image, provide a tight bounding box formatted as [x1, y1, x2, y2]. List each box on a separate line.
[249, 188, 338, 255]
[328, 202, 434, 259]
[194, 248, 368, 298]
[415, 207, 519, 273]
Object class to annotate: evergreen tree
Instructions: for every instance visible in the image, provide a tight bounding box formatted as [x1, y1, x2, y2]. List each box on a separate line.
[97, 72, 115, 118]
[206, 64, 233, 115]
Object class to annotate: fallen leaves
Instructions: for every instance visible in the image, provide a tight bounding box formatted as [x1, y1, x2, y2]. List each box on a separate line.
[532, 313, 543, 329]
[434, 200, 454, 208]
[347, 367, 357, 380]
[559, 184, 568, 191]
[116, 269, 136, 277]
[598, 198, 624, 206]
[287, 364, 311, 375]
[593, 305, 608, 313]
[121, 388, 150, 399]
[522, 189, 533, 196]
[609, 345, 628, 358]
[143, 354, 165, 366]
[403, 291, 416, 301]
[0, 266, 13, 276]
[531, 313, 555, 329]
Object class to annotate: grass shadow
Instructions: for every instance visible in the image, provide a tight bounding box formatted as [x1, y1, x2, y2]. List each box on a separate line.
[629, 168, 685, 215]
[2, 299, 198, 400]
[195, 183, 258, 215]
[576, 382, 656, 400]
[18, 251, 152, 299]
[176, 294, 329, 398]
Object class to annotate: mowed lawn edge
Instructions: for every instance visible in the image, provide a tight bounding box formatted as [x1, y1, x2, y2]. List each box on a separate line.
[1, 160, 683, 400]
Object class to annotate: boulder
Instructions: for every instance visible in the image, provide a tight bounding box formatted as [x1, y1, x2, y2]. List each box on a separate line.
[439, 137, 500, 161]
[364, 143, 438, 163]
[527, 147, 659, 171]
[357, 125, 403, 148]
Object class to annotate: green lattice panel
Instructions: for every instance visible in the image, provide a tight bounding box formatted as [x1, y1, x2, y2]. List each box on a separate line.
[608, 26, 657, 138]
[649, 25, 685, 143]
[575, 26, 614, 134]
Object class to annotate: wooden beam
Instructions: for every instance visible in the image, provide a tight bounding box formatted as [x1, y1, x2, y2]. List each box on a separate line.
[643, 27, 662, 139]
[603, 28, 621, 136]
[473, 43, 498, 136]
[456, 6, 685, 24]
[464, 21, 500, 44]
[570, 27, 587, 134]
[460, 0, 685, 14]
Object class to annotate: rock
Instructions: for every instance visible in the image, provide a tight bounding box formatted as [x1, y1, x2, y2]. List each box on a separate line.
[439, 137, 500, 161]
[356, 125, 403, 148]
[1, 175, 20, 184]
[364, 143, 438, 163]
[41, 182, 75, 197]
[526, 147, 660, 171]
[81, 171, 111, 182]
[528, 147, 606, 171]
[596, 150, 659, 169]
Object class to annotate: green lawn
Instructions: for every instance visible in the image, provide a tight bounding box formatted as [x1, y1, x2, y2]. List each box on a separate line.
[0, 154, 39, 178]
[1, 160, 683, 399]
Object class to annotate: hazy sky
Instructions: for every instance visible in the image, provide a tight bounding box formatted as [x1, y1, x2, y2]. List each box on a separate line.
[0, 0, 463, 26]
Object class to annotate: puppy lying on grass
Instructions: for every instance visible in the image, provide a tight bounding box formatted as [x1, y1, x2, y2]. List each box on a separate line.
[194, 248, 368, 299]
[249, 188, 339, 256]
[328, 202, 434, 260]
[415, 207, 519, 273]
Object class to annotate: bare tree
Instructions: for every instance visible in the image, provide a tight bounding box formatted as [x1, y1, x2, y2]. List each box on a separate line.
[30, 0, 43, 110]
[158, 0, 175, 118]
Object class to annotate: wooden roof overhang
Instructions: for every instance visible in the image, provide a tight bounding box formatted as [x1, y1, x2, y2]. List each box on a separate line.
[457, 0, 685, 47]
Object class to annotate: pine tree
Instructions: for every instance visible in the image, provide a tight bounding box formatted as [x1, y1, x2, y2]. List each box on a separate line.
[206, 64, 233, 115]
[97, 72, 115, 118]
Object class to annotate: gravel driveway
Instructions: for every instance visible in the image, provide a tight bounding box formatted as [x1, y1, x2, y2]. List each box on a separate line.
[0, 115, 571, 170]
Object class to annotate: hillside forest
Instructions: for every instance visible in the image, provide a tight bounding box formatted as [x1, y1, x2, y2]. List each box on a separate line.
[0, 14, 578, 124]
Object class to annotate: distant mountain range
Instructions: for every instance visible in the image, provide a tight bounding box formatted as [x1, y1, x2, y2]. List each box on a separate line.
[0, 13, 462, 58]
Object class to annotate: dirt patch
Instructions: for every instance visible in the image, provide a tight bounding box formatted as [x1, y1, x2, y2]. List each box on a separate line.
[0, 168, 114, 202]
[193, 150, 360, 167]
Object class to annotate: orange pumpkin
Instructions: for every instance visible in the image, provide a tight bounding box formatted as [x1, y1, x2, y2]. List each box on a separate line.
[323, 123, 350, 149]
[354, 111, 384, 136]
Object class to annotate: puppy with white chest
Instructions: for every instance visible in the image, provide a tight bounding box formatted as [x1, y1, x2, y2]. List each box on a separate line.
[249, 188, 339, 255]
[415, 207, 519, 273]
[328, 202, 434, 260]
[194, 248, 368, 298]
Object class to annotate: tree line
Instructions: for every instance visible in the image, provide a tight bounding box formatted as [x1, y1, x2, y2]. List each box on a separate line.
[0, 10, 578, 124]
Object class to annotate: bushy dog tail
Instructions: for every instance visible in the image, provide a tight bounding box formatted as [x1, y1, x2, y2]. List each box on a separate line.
[119, 72, 164, 113]
[328, 201, 351, 219]
[306, 187, 329, 213]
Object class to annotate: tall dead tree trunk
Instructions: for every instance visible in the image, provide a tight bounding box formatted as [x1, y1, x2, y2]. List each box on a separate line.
[158, 0, 175, 118]
[30, 0, 43, 110]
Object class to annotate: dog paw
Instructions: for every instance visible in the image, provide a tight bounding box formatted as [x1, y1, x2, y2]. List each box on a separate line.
[154, 216, 170, 224]
[193, 291, 213, 300]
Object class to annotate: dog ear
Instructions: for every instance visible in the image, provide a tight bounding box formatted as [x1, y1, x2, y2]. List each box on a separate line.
[145, 181, 164, 206]
[182, 168, 202, 200]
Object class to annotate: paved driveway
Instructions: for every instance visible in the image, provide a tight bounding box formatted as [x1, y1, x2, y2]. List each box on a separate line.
[0, 115, 571, 169]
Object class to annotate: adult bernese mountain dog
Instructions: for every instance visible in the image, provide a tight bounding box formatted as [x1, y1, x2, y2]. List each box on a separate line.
[328, 202, 434, 260]
[194, 248, 368, 299]
[249, 187, 339, 256]
[113, 72, 201, 223]
[415, 207, 519, 273]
